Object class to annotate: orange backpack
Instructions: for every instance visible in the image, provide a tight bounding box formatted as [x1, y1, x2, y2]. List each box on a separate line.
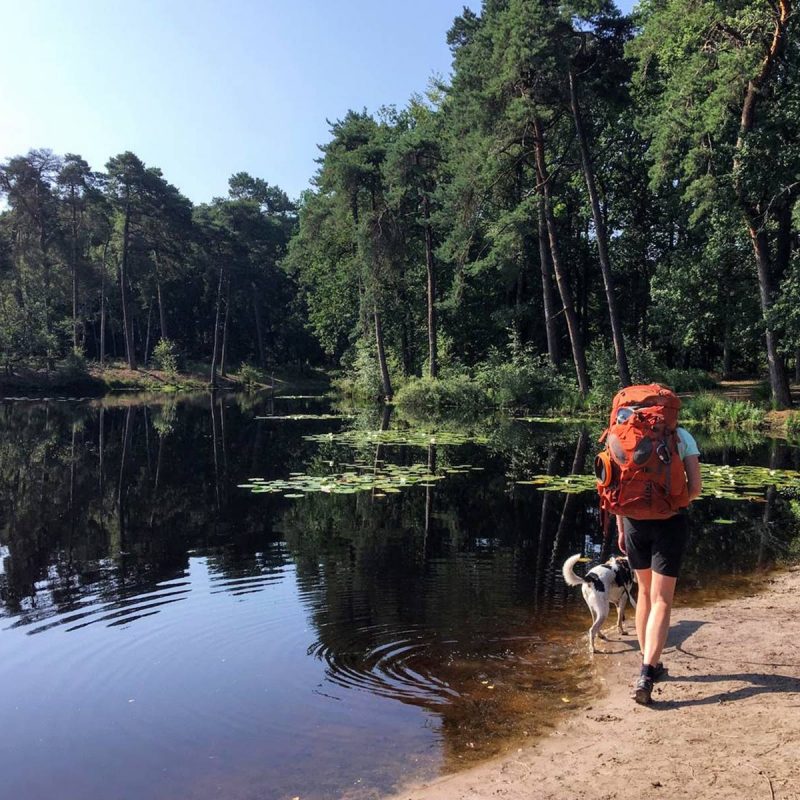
[595, 384, 689, 520]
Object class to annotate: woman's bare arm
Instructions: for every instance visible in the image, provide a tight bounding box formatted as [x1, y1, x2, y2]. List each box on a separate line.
[684, 455, 702, 501]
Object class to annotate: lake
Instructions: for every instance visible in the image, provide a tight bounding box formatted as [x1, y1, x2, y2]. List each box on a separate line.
[0, 393, 798, 800]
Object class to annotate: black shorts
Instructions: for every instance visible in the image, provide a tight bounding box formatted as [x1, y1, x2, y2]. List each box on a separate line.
[623, 514, 689, 578]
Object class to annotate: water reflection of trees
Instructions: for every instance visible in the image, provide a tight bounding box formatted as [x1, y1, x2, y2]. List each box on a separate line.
[0, 397, 318, 628]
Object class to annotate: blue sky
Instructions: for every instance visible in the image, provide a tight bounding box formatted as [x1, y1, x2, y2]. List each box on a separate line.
[0, 0, 637, 203]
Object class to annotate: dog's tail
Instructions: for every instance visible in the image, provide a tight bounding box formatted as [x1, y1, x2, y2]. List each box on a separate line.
[562, 554, 586, 587]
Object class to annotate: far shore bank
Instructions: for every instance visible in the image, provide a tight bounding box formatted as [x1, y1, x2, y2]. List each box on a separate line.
[0, 362, 330, 398]
[387, 566, 800, 800]
[2, 371, 799, 444]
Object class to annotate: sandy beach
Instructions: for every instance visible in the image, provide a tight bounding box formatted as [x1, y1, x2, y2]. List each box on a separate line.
[391, 566, 800, 800]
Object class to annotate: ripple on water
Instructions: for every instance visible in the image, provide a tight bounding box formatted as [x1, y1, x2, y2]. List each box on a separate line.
[6, 577, 193, 635]
[308, 623, 460, 707]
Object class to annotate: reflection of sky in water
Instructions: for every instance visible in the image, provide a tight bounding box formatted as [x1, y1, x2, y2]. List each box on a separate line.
[0, 397, 797, 800]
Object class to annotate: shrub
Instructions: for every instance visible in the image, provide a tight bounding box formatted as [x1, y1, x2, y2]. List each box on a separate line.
[62, 350, 88, 378]
[152, 338, 181, 375]
[394, 375, 488, 409]
[474, 347, 577, 410]
[238, 362, 266, 388]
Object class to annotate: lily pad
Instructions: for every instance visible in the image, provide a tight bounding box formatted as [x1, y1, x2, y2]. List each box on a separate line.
[516, 463, 800, 502]
[239, 460, 467, 498]
[256, 413, 349, 421]
[303, 428, 488, 448]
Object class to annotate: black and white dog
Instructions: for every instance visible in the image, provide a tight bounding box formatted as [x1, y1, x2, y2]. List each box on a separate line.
[562, 554, 637, 655]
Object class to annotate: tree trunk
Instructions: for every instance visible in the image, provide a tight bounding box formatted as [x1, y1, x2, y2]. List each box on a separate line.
[143, 300, 153, 366]
[220, 273, 231, 376]
[569, 68, 630, 387]
[374, 308, 393, 400]
[422, 195, 438, 379]
[533, 117, 590, 397]
[100, 242, 108, 368]
[209, 261, 225, 388]
[252, 281, 267, 368]
[119, 197, 137, 369]
[722, 311, 733, 380]
[71, 186, 80, 353]
[748, 222, 791, 406]
[537, 196, 560, 366]
[153, 249, 168, 342]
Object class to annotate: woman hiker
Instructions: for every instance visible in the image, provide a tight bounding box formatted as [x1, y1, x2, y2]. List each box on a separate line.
[617, 426, 702, 705]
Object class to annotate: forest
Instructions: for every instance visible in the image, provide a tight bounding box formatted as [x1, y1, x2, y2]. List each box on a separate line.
[2, 0, 799, 406]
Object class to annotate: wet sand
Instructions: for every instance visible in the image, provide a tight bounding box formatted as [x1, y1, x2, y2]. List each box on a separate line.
[390, 566, 800, 800]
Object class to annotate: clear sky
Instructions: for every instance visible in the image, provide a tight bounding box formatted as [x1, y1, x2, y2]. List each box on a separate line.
[0, 0, 638, 204]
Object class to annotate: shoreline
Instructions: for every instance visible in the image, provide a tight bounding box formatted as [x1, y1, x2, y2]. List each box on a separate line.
[390, 566, 800, 800]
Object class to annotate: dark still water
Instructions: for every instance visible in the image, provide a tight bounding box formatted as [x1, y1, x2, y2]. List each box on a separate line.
[0, 394, 798, 800]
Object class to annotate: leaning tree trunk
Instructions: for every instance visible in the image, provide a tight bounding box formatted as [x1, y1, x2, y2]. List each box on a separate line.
[732, 0, 792, 408]
[533, 117, 590, 397]
[422, 194, 438, 379]
[569, 68, 630, 387]
[537, 196, 560, 367]
[374, 308, 393, 401]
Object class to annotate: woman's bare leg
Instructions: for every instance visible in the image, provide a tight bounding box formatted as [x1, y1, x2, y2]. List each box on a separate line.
[641, 571, 678, 666]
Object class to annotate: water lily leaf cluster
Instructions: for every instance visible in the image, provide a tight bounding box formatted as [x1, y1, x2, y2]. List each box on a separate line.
[517, 464, 800, 501]
[515, 416, 591, 425]
[256, 413, 350, 421]
[701, 465, 800, 501]
[239, 461, 482, 498]
[303, 428, 488, 448]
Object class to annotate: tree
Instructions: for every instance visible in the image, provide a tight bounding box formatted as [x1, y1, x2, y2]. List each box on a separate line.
[0, 149, 62, 368]
[105, 152, 148, 369]
[385, 100, 444, 378]
[566, 3, 633, 386]
[56, 154, 99, 353]
[315, 111, 398, 399]
[629, 0, 800, 407]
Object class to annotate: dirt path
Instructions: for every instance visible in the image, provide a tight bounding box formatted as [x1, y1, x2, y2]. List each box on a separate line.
[390, 566, 800, 800]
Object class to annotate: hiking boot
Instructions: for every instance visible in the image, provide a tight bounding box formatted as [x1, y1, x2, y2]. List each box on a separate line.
[633, 675, 654, 705]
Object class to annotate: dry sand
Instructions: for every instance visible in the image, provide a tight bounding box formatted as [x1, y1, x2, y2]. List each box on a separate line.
[391, 566, 800, 800]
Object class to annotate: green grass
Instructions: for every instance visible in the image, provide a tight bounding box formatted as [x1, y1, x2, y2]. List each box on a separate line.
[681, 393, 766, 430]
